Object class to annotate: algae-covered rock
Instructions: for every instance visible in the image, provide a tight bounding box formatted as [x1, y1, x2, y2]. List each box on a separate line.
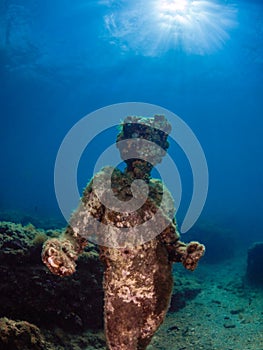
[0, 221, 104, 331]
[0, 222, 38, 263]
[0, 317, 49, 350]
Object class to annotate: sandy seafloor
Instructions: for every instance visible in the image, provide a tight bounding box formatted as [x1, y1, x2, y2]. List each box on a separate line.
[59, 252, 263, 350]
[150, 255, 263, 350]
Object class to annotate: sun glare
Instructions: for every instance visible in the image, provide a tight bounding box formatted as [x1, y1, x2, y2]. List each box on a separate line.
[159, 0, 189, 13]
[157, 0, 192, 28]
[104, 0, 237, 56]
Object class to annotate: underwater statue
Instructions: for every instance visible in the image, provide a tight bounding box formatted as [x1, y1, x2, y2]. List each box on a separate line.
[42, 115, 205, 350]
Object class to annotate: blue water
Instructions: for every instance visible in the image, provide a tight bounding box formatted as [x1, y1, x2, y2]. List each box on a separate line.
[0, 0, 262, 244]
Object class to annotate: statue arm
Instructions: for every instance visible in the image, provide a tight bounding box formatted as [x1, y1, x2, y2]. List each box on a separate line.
[160, 220, 205, 271]
[42, 181, 103, 276]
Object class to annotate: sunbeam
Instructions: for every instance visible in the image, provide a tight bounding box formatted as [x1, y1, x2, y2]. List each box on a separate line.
[104, 0, 237, 56]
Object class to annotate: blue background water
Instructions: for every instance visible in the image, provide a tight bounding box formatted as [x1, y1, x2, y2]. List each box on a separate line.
[0, 0, 262, 243]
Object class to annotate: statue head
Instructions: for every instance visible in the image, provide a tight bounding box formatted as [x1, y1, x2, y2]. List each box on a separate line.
[116, 115, 172, 179]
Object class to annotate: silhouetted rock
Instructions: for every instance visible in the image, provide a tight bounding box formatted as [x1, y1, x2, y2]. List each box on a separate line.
[246, 242, 263, 285]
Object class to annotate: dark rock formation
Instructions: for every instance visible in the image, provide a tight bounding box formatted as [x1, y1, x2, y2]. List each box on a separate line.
[169, 270, 202, 312]
[246, 242, 263, 285]
[0, 221, 104, 331]
[0, 317, 50, 350]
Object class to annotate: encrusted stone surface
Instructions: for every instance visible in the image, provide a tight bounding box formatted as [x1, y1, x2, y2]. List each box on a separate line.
[0, 317, 49, 350]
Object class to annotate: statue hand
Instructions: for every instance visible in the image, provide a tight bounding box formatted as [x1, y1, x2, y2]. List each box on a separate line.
[42, 238, 77, 276]
[181, 241, 205, 271]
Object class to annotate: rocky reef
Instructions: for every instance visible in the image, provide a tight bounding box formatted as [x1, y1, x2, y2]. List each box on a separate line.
[0, 221, 104, 331]
[0, 317, 49, 350]
[0, 316, 106, 350]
